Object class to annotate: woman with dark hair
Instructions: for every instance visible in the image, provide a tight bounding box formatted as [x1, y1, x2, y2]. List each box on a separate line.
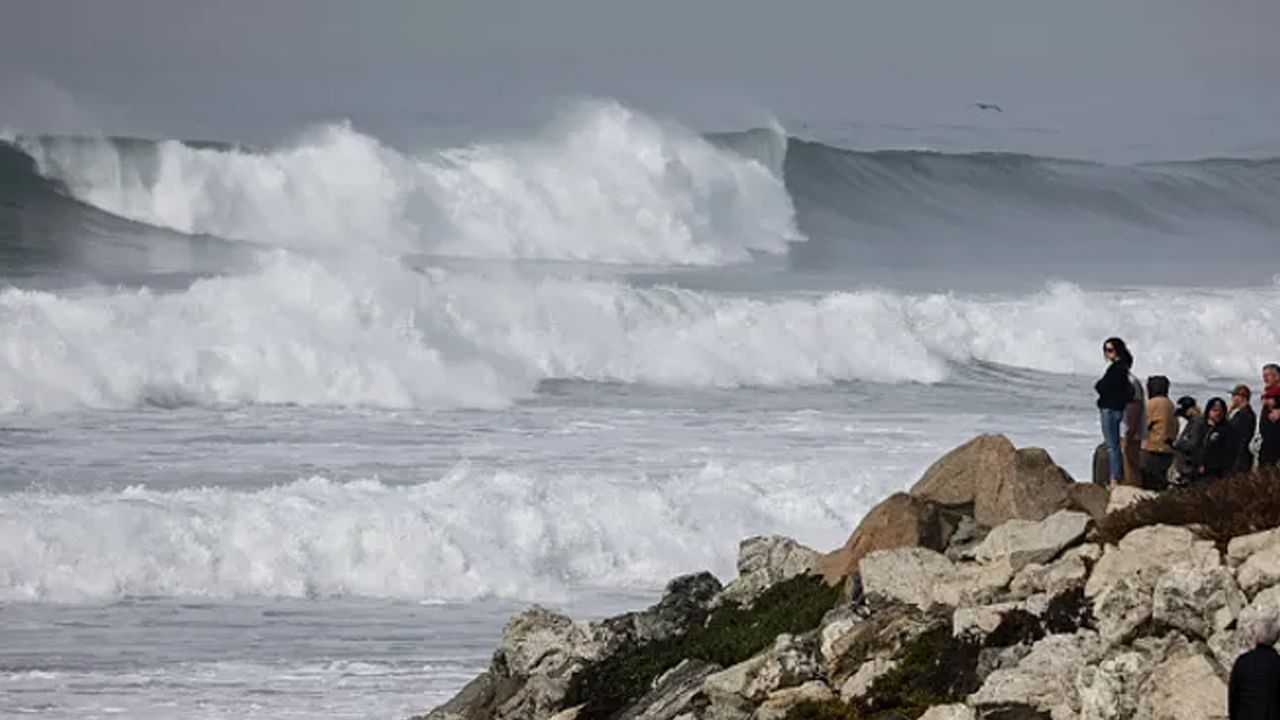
[1141, 375, 1176, 490]
[1095, 337, 1135, 486]
[1175, 396, 1238, 484]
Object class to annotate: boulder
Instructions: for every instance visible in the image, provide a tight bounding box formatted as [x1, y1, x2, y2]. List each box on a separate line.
[968, 630, 1105, 720]
[818, 492, 957, 584]
[819, 604, 941, 683]
[719, 537, 819, 606]
[1069, 483, 1112, 522]
[1075, 650, 1149, 720]
[942, 557, 1017, 607]
[859, 547, 957, 610]
[838, 657, 897, 701]
[620, 660, 720, 720]
[1208, 585, 1280, 671]
[971, 510, 1092, 572]
[499, 606, 613, 677]
[1010, 550, 1091, 601]
[616, 572, 723, 644]
[911, 435, 1091, 528]
[1135, 651, 1228, 720]
[1237, 542, 1280, 598]
[917, 705, 975, 720]
[753, 681, 835, 720]
[703, 655, 767, 720]
[1226, 527, 1280, 567]
[1152, 565, 1247, 641]
[1093, 574, 1156, 647]
[741, 634, 821, 701]
[1106, 486, 1158, 515]
[1085, 525, 1220, 598]
[953, 601, 1022, 643]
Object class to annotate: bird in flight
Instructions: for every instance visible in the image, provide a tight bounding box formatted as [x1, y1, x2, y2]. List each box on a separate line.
[973, 102, 1004, 113]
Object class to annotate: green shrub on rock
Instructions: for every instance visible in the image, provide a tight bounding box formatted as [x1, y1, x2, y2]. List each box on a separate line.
[565, 573, 841, 720]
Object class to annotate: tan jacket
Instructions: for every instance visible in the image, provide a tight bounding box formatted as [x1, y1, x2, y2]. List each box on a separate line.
[1142, 396, 1177, 454]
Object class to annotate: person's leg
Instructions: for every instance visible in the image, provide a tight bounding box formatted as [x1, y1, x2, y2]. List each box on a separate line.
[1100, 409, 1124, 484]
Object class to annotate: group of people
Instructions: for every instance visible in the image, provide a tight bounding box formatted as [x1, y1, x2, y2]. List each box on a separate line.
[1095, 337, 1280, 489]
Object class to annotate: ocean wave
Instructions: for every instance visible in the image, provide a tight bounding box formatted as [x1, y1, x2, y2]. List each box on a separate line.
[7, 102, 800, 266]
[0, 463, 874, 603]
[3, 252, 1278, 413]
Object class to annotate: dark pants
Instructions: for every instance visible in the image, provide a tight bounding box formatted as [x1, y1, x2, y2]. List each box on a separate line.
[1141, 450, 1173, 491]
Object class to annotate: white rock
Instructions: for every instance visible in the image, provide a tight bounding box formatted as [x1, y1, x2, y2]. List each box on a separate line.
[838, 658, 896, 702]
[939, 557, 1017, 607]
[1135, 652, 1227, 720]
[859, 547, 957, 609]
[1106, 486, 1158, 514]
[1227, 527, 1280, 567]
[1085, 525, 1220, 599]
[1238, 542, 1280, 598]
[917, 705, 975, 720]
[547, 707, 583, 720]
[1093, 574, 1157, 647]
[969, 631, 1104, 719]
[953, 601, 1021, 642]
[972, 510, 1091, 571]
[742, 634, 820, 701]
[704, 655, 768, 703]
[719, 536, 820, 606]
[499, 607, 610, 677]
[1152, 565, 1247, 640]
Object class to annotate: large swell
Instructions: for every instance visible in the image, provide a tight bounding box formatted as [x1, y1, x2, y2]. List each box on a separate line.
[3, 100, 1280, 414]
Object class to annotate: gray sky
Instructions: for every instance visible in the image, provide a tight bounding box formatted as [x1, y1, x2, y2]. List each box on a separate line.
[3, 0, 1278, 155]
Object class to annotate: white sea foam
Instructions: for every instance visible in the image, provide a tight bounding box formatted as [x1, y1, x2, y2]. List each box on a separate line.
[19, 102, 800, 265]
[3, 251, 1278, 413]
[0, 460, 879, 603]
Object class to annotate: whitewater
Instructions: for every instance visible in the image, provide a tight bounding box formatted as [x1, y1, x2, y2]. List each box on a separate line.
[2, 99, 1278, 719]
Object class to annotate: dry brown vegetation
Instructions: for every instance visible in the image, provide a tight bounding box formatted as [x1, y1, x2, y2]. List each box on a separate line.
[1096, 466, 1280, 546]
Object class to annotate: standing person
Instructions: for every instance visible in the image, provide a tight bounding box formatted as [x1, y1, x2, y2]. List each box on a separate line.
[1260, 364, 1280, 468]
[1228, 617, 1280, 720]
[1122, 369, 1146, 486]
[1176, 397, 1237, 484]
[1141, 376, 1177, 490]
[1095, 338, 1135, 487]
[1229, 384, 1258, 474]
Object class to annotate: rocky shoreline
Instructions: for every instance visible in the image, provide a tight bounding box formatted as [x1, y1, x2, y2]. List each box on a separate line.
[414, 434, 1280, 720]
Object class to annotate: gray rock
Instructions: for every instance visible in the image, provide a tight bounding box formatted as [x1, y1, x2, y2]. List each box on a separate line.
[1226, 527, 1280, 567]
[838, 657, 897, 701]
[719, 537, 819, 607]
[1238, 542, 1280, 598]
[1085, 525, 1220, 599]
[1074, 650, 1149, 720]
[860, 547, 957, 610]
[742, 634, 821, 701]
[612, 572, 723, 645]
[953, 601, 1022, 643]
[819, 604, 941, 684]
[1093, 575, 1156, 647]
[1152, 565, 1247, 640]
[1208, 584, 1280, 671]
[1010, 552, 1089, 601]
[918, 705, 975, 720]
[752, 681, 835, 720]
[1134, 651, 1228, 720]
[619, 659, 720, 720]
[968, 631, 1105, 720]
[499, 607, 613, 677]
[971, 510, 1092, 572]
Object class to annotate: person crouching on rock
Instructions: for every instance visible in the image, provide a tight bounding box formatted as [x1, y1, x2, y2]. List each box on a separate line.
[1141, 375, 1177, 491]
[1229, 616, 1280, 720]
[1095, 337, 1135, 487]
[1175, 396, 1237, 484]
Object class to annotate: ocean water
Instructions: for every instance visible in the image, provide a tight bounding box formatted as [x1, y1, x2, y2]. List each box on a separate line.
[2, 79, 1278, 720]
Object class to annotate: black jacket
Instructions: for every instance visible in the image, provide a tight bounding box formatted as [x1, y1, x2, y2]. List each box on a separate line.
[1261, 395, 1280, 465]
[1175, 417, 1237, 481]
[1095, 362, 1134, 411]
[1230, 644, 1280, 720]
[1231, 405, 1258, 473]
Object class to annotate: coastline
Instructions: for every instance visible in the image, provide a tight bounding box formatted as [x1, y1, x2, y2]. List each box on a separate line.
[414, 434, 1280, 720]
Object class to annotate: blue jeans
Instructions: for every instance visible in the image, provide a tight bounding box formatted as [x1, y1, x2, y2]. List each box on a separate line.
[1100, 408, 1125, 483]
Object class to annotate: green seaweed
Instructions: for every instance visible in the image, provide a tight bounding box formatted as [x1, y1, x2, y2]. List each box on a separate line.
[565, 574, 841, 720]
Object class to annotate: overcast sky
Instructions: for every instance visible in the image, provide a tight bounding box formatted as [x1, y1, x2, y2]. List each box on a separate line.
[3, 0, 1277, 154]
